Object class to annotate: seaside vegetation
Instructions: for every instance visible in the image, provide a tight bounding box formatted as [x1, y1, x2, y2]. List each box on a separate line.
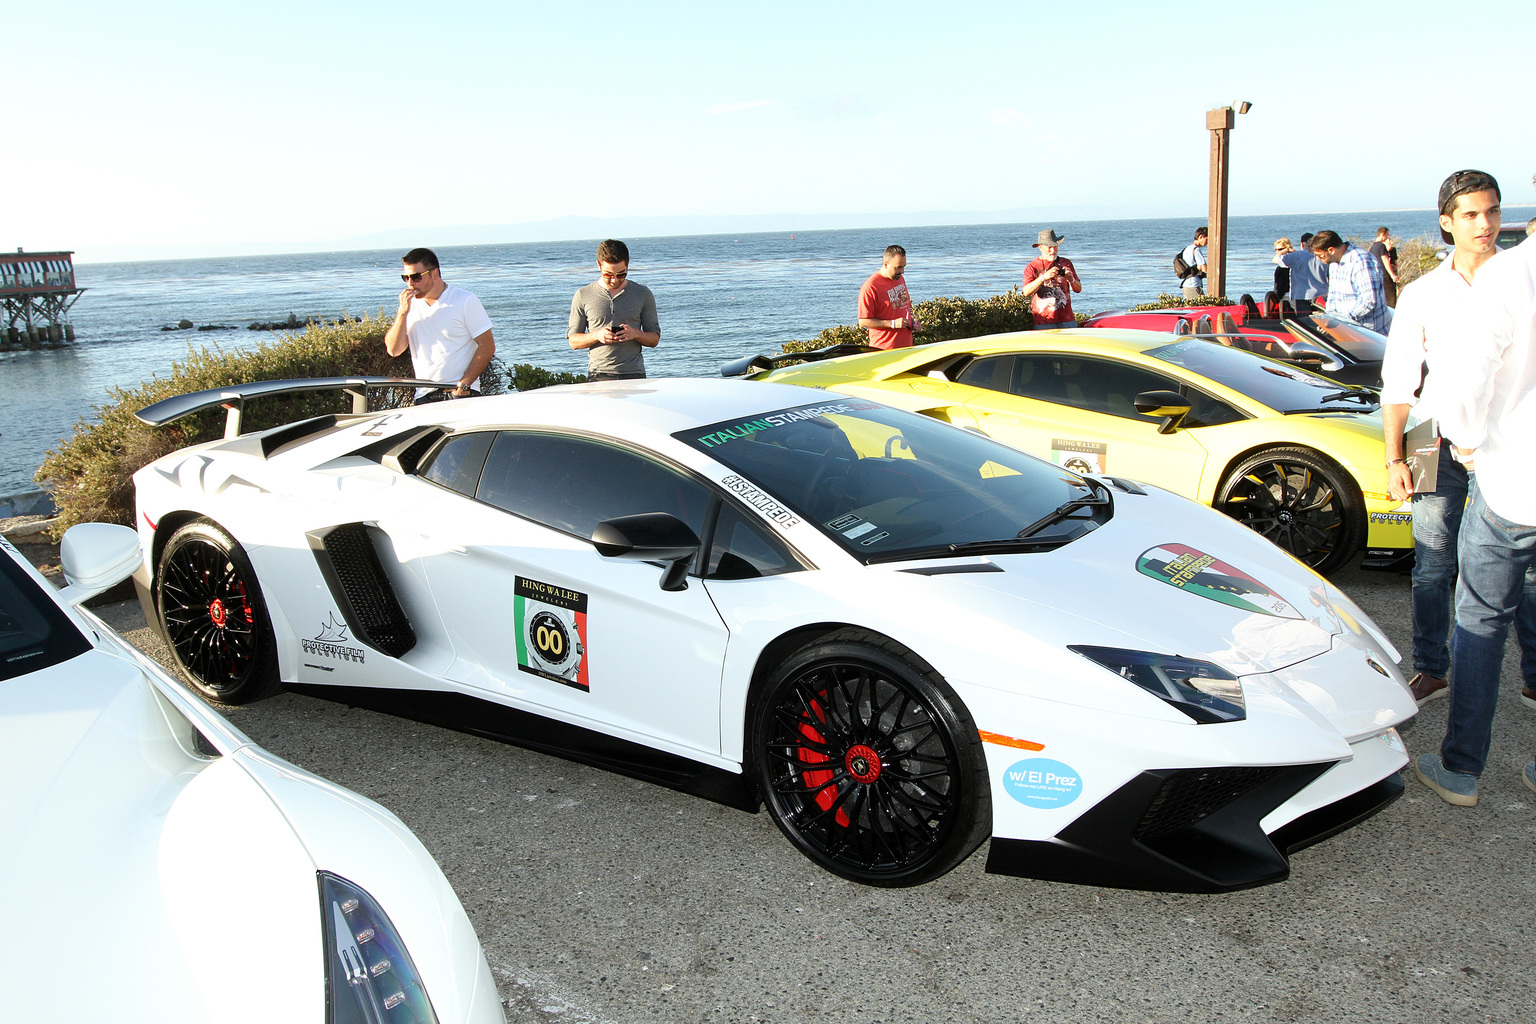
[779, 288, 1237, 356]
[780, 288, 1039, 354]
[35, 311, 585, 536]
[1392, 234, 1440, 288]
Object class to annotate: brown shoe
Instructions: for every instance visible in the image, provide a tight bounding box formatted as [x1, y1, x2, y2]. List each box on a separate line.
[1409, 672, 1449, 706]
[1523, 686, 1536, 711]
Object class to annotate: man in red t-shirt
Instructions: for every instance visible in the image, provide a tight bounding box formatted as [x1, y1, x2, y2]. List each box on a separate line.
[1021, 228, 1081, 328]
[858, 244, 922, 349]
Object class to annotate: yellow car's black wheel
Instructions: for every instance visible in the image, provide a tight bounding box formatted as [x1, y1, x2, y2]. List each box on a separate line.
[1215, 447, 1364, 575]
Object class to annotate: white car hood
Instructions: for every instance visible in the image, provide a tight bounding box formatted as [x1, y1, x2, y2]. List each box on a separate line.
[956, 520, 1343, 676]
[0, 652, 324, 1022]
[879, 491, 1412, 739]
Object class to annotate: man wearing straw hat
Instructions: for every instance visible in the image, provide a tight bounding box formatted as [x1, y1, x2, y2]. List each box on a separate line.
[1021, 228, 1081, 329]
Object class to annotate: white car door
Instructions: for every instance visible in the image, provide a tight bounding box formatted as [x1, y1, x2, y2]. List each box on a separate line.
[404, 429, 731, 761]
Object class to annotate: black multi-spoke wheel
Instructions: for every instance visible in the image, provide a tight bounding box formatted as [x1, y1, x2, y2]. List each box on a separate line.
[751, 629, 990, 887]
[1214, 447, 1364, 575]
[156, 520, 279, 704]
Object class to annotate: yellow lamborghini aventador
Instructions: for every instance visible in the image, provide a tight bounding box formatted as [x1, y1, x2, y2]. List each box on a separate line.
[750, 329, 1410, 575]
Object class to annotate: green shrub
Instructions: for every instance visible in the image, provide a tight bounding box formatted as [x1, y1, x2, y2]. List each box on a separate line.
[779, 289, 1036, 355]
[509, 363, 587, 390]
[34, 311, 566, 537]
[1395, 233, 1441, 288]
[910, 288, 1034, 343]
[1127, 293, 1233, 312]
[780, 324, 869, 355]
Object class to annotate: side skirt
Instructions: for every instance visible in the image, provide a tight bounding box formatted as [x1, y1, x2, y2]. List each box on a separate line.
[285, 682, 761, 813]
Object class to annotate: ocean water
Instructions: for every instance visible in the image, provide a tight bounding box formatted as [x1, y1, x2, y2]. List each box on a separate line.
[4, 208, 1529, 499]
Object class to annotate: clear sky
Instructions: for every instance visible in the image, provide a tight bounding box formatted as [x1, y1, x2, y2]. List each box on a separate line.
[4, 0, 1532, 263]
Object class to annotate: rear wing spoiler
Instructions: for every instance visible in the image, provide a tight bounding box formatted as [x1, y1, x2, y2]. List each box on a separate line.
[720, 342, 877, 378]
[134, 376, 452, 438]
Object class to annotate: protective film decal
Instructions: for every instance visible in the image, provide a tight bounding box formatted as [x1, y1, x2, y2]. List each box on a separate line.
[303, 613, 366, 664]
[514, 577, 589, 690]
[1003, 758, 1082, 808]
[1137, 543, 1303, 619]
[1051, 438, 1106, 475]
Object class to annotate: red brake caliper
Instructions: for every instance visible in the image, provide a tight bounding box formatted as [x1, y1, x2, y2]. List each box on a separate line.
[797, 697, 853, 827]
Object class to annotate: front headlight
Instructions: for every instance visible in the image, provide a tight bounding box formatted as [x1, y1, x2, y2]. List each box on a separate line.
[321, 872, 439, 1024]
[1069, 646, 1246, 723]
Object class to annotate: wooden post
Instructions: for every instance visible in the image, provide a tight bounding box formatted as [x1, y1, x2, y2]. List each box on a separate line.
[1206, 106, 1234, 300]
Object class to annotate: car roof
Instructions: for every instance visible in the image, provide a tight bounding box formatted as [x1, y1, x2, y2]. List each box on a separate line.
[765, 329, 1182, 383]
[418, 376, 838, 434]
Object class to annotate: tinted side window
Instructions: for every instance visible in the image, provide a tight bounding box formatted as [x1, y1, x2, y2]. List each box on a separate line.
[1181, 388, 1244, 428]
[476, 432, 711, 540]
[705, 503, 804, 580]
[0, 549, 91, 682]
[954, 355, 1015, 394]
[1013, 356, 1185, 420]
[421, 432, 495, 496]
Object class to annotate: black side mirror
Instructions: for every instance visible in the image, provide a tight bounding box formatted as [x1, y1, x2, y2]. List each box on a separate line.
[1133, 390, 1192, 435]
[592, 512, 701, 591]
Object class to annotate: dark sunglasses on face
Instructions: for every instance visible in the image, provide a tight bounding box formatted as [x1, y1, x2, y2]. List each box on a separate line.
[401, 270, 433, 282]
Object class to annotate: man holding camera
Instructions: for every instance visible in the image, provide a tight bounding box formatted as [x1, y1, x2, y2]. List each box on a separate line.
[1021, 229, 1081, 328]
[567, 239, 661, 381]
[384, 247, 496, 404]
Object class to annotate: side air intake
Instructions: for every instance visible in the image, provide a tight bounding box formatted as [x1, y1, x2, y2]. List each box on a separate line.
[307, 523, 417, 658]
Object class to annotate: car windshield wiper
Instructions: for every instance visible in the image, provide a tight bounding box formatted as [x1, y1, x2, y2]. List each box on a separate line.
[1312, 389, 1378, 405]
[1015, 478, 1113, 540]
[863, 479, 1111, 565]
[865, 535, 1073, 564]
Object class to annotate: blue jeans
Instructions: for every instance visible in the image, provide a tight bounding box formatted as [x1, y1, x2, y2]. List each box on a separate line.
[1411, 443, 1468, 677]
[1442, 481, 1536, 775]
[1411, 441, 1536, 681]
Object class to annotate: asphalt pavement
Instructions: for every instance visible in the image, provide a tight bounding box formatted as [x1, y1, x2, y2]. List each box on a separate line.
[96, 563, 1535, 1024]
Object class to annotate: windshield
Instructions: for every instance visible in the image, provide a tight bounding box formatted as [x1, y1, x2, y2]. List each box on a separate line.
[678, 398, 1102, 562]
[1147, 338, 1379, 413]
[1294, 315, 1387, 361]
[0, 541, 92, 682]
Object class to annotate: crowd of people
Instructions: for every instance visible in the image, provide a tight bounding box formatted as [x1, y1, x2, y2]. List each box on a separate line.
[384, 169, 1534, 805]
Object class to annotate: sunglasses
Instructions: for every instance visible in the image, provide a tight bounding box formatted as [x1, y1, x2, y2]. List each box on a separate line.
[401, 270, 434, 282]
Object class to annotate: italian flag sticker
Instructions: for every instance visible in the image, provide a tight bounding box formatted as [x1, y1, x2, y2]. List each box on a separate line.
[1136, 543, 1303, 619]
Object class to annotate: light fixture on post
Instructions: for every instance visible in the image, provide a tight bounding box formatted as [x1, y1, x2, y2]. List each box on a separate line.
[1205, 100, 1251, 300]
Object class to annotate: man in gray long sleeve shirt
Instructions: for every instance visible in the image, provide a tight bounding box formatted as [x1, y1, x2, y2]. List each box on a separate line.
[567, 239, 660, 380]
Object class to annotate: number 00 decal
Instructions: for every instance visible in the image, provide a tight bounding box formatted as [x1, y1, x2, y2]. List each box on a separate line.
[513, 577, 589, 690]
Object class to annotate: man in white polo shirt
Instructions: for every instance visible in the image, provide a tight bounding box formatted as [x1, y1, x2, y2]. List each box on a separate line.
[384, 247, 496, 403]
[1381, 170, 1536, 712]
[1415, 229, 1536, 806]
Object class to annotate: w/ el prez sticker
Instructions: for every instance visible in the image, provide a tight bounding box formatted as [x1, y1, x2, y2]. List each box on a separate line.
[1137, 543, 1302, 619]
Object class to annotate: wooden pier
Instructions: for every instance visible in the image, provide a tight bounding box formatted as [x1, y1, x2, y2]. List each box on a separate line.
[1, 249, 84, 350]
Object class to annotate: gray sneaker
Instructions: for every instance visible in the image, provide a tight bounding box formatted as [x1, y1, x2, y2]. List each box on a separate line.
[1524, 760, 1535, 796]
[1414, 753, 1479, 806]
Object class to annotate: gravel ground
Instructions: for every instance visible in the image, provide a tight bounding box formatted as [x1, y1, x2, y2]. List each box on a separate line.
[17, 520, 1535, 1024]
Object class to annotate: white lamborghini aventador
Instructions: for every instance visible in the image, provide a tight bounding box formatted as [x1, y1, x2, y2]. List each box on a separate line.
[128, 376, 1417, 891]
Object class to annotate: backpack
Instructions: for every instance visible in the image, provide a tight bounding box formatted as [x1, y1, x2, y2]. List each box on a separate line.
[1173, 247, 1196, 280]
